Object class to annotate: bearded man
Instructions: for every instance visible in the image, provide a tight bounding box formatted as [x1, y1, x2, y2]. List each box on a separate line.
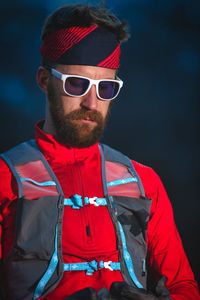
[0, 3, 199, 300]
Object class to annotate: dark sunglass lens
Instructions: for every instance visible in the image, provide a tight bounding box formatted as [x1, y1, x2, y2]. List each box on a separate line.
[99, 81, 119, 100]
[65, 77, 89, 96]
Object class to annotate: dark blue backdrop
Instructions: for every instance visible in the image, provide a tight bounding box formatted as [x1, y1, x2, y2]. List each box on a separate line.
[0, 0, 199, 285]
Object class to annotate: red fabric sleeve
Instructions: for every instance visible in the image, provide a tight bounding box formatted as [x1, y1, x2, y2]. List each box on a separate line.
[132, 160, 200, 300]
[0, 158, 18, 260]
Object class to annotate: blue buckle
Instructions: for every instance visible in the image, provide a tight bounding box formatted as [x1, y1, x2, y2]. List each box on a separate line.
[86, 260, 98, 275]
[71, 194, 83, 209]
[64, 194, 83, 209]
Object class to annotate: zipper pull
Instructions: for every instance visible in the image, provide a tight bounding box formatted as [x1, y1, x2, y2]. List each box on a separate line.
[86, 225, 91, 236]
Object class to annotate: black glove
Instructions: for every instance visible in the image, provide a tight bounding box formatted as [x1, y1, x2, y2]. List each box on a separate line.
[66, 286, 111, 300]
[110, 276, 171, 300]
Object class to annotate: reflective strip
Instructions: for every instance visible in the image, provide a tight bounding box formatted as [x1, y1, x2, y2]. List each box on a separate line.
[21, 178, 56, 186]
[107, 177, 138, 187]
[64, 195, 107, 209]
[118, 221, 143, 289]
[33, 225, 59, 299]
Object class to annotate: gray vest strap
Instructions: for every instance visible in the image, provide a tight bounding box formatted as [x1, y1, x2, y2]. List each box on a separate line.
[1, 140, 64, 197]
[99, 143, 146, 198]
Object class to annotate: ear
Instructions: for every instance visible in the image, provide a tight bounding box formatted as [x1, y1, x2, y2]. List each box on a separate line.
[36, 66, 50, 94]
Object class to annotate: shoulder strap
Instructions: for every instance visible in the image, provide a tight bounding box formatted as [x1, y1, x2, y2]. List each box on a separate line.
[99, 143, 146, 198]
[0, 140, 64, 198]
[2, 140, 43, 166]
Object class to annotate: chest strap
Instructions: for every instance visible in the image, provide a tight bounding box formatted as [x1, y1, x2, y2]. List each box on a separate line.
[64, 194, 107, 209]
[63, 260, 121, 276]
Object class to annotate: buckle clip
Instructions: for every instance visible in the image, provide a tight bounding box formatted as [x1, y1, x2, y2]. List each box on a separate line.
[86, 260, 98, 275]
[89, 197, 99, 206]
[103, 261, 113, 271]
[71, 194, 83, 209]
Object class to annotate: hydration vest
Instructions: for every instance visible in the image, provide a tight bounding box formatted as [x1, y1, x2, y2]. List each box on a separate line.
[0, 140, 152, 300]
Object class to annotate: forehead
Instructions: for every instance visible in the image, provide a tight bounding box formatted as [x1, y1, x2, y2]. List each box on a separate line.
[56, 64, 116, 79]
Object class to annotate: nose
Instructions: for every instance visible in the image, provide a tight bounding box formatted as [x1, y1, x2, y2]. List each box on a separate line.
[81, 85, 98, 110]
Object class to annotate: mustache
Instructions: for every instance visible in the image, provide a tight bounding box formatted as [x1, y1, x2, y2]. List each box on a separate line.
[65, 108, 103, 123]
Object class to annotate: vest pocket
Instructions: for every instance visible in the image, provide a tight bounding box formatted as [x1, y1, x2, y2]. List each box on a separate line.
[114, 195, 151, 241]
[3, 258, 49, 300]
[111, 196, 151, 287]
[13, 195, 59, 260]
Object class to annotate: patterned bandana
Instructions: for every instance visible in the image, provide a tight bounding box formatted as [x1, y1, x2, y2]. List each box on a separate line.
[40, 25, 121, 69]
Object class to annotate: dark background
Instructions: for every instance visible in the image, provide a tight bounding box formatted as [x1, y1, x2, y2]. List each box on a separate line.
[0, 0, 199, 286]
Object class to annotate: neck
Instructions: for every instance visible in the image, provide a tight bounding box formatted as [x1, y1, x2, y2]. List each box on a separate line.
[43, 102, 57, 135]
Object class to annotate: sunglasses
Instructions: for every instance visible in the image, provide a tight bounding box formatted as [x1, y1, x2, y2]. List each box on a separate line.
[49, 68, 123, 101]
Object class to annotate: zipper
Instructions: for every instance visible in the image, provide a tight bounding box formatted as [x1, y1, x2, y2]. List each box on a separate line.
[73, 151, 93, 243]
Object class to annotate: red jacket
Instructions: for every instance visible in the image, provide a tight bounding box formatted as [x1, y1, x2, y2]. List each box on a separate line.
[0, 122, 199, 299]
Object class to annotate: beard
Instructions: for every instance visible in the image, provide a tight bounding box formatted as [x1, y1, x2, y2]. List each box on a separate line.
[47, 83, 111, 148]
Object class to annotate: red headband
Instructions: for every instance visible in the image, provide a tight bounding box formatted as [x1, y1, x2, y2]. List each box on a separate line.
[40, 25, 121, 69]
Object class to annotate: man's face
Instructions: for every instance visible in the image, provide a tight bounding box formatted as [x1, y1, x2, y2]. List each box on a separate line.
[46, 65, 115, 147]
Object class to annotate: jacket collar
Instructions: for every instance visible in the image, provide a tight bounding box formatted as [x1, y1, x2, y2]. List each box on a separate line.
[35, 120, 100, 164]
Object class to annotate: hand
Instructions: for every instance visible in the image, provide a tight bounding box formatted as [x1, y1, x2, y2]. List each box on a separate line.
[66, 287, 110, 300]
[110, 276, 171, 300]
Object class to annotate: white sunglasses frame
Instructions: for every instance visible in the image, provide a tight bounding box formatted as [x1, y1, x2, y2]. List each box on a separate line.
[50, 68, 123, 101]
